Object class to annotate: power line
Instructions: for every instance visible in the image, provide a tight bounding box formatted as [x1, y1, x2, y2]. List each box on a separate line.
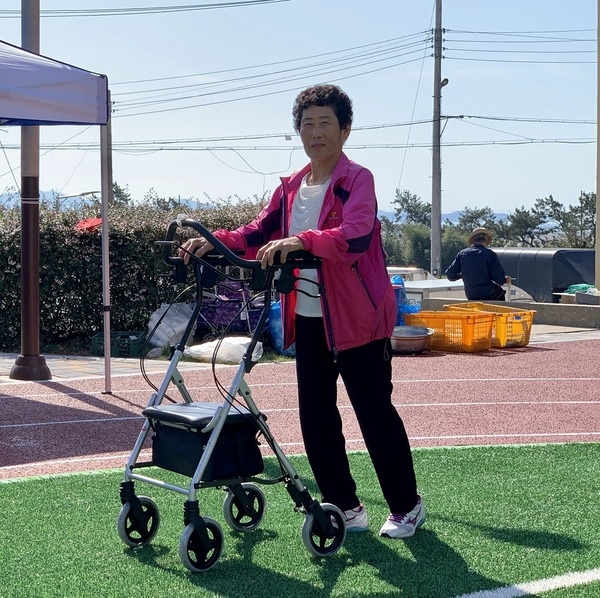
[113, 31, 428, 87]
[2, 137, 593, 155]
[113, 55, 429, 117]
[0, 114, 594, 150]
[445, 28, 595, 37]
[0, 1, 291, 18]
[446, 56, 595, 64]
[113, 47, 430, 112]
[447, 48, 595, 54]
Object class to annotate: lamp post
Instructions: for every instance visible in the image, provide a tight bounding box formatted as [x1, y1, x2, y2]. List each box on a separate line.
[53, 190, 100, 210]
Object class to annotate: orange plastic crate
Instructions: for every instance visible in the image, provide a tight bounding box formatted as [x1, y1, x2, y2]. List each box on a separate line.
[443, 302, 536, 348]
[404, 311, 494, 352]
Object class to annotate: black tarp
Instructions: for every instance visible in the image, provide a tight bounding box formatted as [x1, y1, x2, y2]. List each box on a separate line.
[494, 248, 595, 302]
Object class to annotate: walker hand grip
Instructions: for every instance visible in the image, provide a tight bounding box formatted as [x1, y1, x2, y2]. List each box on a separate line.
[178, 218, 262, 271]
[162, 218, 321, 271]
[162, 220, 185, 267]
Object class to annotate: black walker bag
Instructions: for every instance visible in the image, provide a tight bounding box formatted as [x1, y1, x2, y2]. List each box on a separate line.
[142, 402, 264, 480]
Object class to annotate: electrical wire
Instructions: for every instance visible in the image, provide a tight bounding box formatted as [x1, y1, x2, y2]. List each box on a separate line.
[397, 0, 436, 191]
[0, 1, 291, 18]
[113, 47, 430, 114]
[113, 32, 429, 89]
[446, 56, 595, 64]
[0, 139, 20, 192]
[113, 55, 429, 117]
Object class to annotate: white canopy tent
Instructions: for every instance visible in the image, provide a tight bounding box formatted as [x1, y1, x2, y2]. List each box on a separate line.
[0, 40, 108, 126]
[0, 39, 114, 391]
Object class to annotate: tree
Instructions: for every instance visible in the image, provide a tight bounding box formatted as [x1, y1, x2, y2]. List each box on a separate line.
[0, 186, 20, 209]
[392, 189, 431, 226]
[534, 193, 596, 248]
[441, 225, 468, 270]
[380, 216, 404, 266]
[503, 206, 553, 247]
[112, 182, 132, 206]
[400, 222, 431, 269]
[142, 187, 188, 211]
[455, 206, 497, 235]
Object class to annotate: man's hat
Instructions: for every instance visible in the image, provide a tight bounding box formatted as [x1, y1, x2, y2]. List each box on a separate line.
[468, 227, 493, 246]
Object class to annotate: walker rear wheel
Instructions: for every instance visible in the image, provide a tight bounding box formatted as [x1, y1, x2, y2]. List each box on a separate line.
[223, 483, 266, 531]
[117, 496, 160, 548]
[301, 503, 346, 558]
[179, 518, 223, 572]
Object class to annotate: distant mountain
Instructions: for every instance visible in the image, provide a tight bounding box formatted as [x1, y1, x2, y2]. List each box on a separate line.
[378, 209, 508, 224]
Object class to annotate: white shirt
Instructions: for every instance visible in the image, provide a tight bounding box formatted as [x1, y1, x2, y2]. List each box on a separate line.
[289, 175, 330, 317]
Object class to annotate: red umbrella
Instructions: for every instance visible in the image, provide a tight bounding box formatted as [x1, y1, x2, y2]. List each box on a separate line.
[75, 217, 102, 232]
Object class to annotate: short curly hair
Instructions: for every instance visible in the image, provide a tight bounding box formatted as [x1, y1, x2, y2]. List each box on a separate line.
[292, 84, 353, 132]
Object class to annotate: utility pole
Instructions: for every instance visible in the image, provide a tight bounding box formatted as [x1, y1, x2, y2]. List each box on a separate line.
[11, 0, 51, 380]
[430, 0, 443, 277]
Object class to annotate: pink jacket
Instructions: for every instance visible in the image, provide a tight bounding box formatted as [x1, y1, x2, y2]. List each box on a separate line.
[213, 153, 396, 353]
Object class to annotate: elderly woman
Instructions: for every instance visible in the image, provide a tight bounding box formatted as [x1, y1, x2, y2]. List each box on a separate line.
[180, 84, 424, 539]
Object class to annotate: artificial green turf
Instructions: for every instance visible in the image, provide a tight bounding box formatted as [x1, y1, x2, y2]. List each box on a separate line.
[1, 443, 599, 598]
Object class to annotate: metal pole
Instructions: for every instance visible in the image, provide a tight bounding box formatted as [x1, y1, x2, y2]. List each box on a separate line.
[430, 0, 443, 277]
[596, 0, 599, 288]
[11, 0, 51, 380]
[101, 92, 113, 394]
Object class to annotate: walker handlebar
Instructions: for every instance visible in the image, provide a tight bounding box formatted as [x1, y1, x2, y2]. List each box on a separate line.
[161, 216, 321, 272]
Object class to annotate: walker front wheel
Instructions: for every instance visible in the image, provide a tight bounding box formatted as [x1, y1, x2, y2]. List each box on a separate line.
[179, 518, 223, 572]
[301, 503, 346, 558]
[117, 496, 160, 548]
[223, 483, 266, 532]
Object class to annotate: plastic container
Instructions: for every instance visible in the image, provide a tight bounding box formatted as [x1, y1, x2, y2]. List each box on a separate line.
[91, 331, 146, 358]
[267, 301, 295, 357]
[404, 311, 494, 353]
[443, 302, 536, 348]
[391, 275, 406, 326]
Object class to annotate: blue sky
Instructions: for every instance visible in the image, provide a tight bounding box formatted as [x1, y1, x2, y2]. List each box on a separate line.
[0, 0, 596, 214]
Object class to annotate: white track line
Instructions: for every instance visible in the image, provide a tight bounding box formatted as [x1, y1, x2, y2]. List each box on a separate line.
[2, 377, 599, 400]
[2, 399, 600, 430]
[453, 568, 600, 598]
[0, 450, 151, 474]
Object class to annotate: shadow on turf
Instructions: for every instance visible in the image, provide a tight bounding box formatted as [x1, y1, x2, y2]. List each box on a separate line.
[122, 526, 504, 597]
[435, 515, 585, 551]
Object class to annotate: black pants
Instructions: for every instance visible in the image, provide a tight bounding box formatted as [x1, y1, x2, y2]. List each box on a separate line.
[294, 315, 418, 514]
[488, 283, 506, 301]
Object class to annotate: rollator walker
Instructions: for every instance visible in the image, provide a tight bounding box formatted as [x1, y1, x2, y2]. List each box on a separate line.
[117, 216, 347, 572]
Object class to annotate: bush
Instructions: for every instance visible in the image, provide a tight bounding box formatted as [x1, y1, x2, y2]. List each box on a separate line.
[0, 198, 264, 352]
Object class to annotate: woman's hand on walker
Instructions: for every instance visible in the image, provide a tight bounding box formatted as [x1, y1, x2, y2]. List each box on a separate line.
[178, 237, 215, 264]
[256, 237, 304, 269]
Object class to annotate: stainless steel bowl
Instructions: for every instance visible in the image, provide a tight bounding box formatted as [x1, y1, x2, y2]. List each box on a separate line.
[391, 326, 435, 354]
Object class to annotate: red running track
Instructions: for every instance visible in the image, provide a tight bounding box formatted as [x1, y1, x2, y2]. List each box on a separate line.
[1, 338, 599, 480]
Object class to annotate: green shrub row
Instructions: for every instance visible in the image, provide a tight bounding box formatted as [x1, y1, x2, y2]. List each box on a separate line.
[0, 199, 264, 352]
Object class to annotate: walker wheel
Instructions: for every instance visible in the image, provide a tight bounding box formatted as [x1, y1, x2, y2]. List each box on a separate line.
[223, 483, 266, 531]
[179, 518, 223, 572]
[301, 503, 346, 558]
[117, 496, 160, 548]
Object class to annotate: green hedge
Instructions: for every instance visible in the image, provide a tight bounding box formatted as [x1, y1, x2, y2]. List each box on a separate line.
[0, 199, 264, 352]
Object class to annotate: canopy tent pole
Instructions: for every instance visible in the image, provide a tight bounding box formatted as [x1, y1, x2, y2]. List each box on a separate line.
[100, 92, 113, 394]
[10, 0, 50, 381]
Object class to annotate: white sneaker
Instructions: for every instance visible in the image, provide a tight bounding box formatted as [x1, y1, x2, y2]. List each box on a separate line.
[379, 495, 425, 538]
[343, 504, 369, 532]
